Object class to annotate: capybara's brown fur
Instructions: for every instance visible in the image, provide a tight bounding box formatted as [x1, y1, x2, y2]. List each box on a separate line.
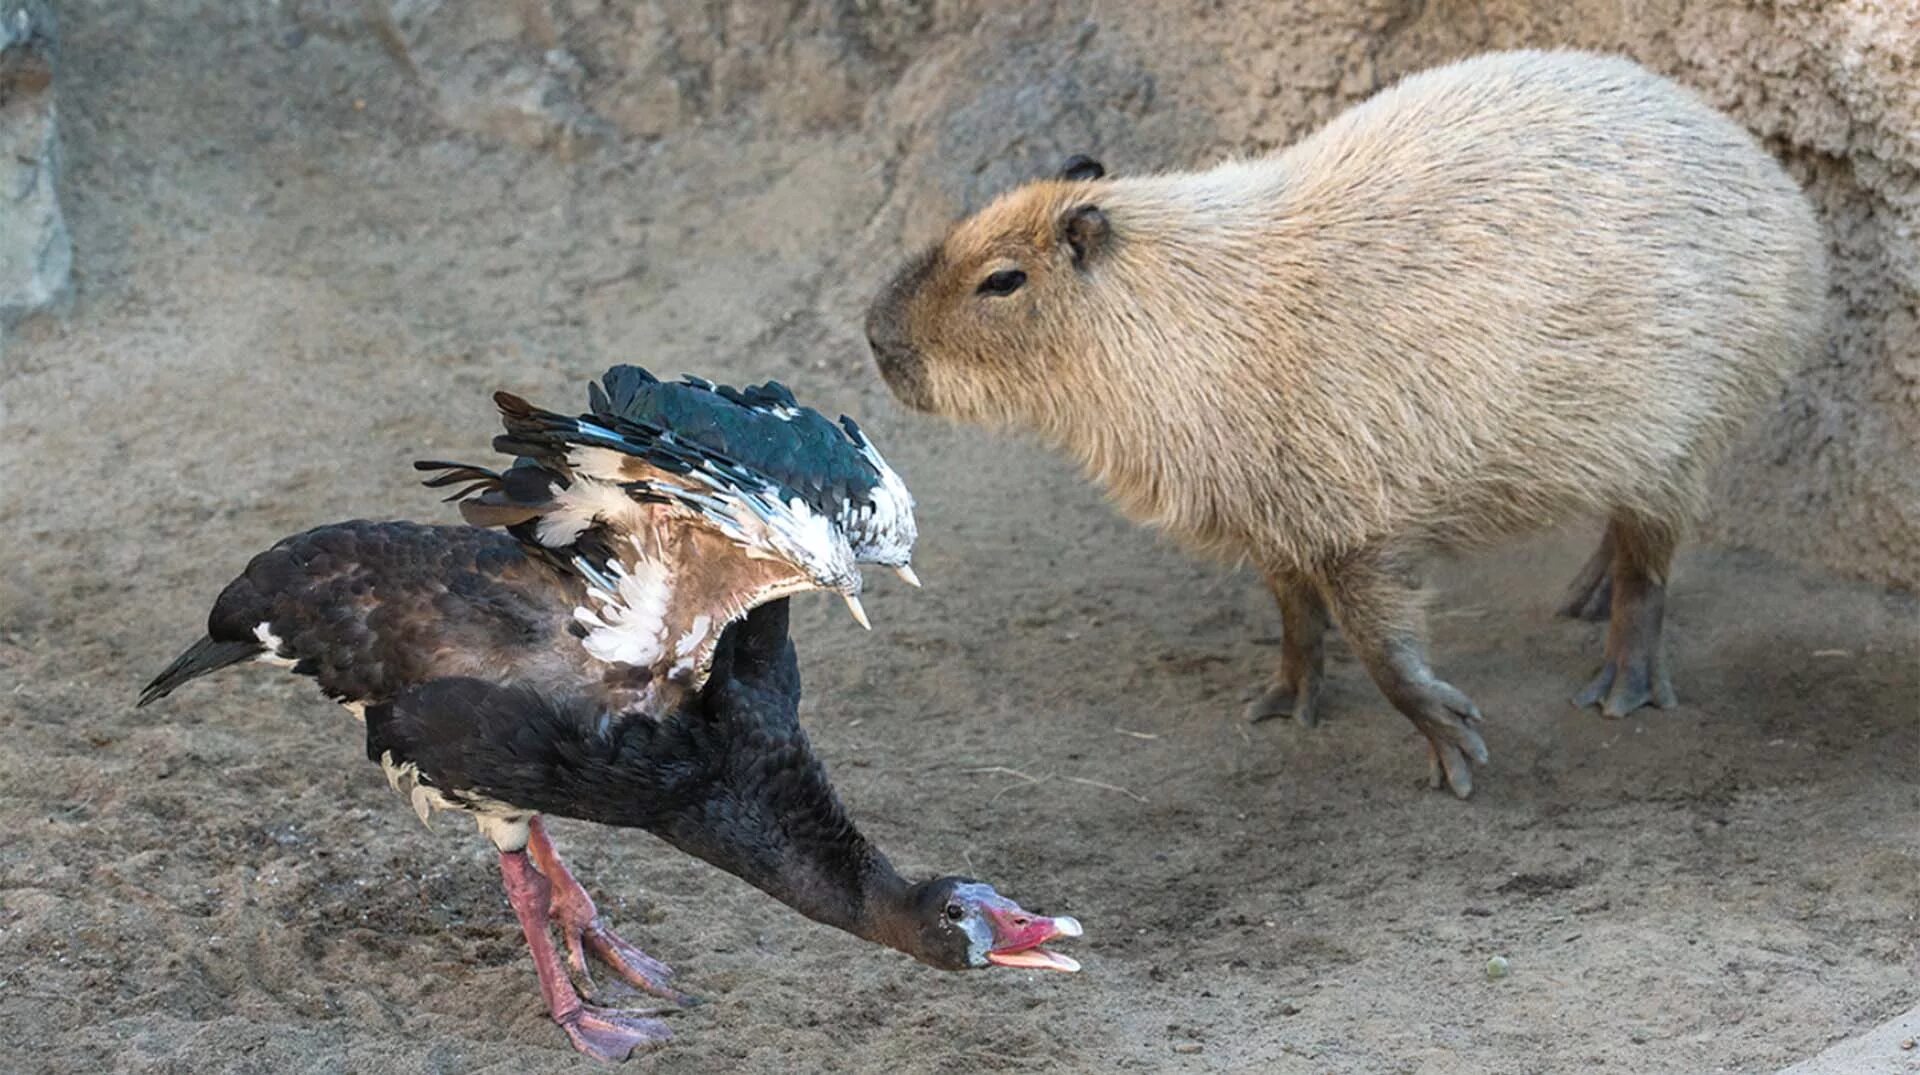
[866, 50, 1827, 796]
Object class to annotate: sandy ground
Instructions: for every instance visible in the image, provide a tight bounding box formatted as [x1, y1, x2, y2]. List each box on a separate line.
[2, 7, 1916, 1074]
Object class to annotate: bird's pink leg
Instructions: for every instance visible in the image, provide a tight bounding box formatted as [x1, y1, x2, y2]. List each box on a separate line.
[498, 849, 672, 1060]
[527, 816, 694, 1005]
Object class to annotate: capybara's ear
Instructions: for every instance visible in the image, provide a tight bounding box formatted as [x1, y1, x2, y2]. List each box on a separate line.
[1058, 155, 1105, 181]
[1061, 204, 1110, 267]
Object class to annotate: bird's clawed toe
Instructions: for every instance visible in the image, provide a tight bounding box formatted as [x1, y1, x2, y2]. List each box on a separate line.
[547, 891, 693, 1006]
[560, 1004, 673, 1061]
[575, 919, 698, 1007]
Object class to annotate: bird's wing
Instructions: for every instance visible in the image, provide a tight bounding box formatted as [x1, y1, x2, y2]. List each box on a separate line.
[485, 389, 852, 579]
[583, 365, 917, 568]
[563, 511, 832, 702]
[417, 390, 859, 711]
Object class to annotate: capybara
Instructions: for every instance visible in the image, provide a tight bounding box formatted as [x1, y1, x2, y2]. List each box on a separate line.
[865, 50, 1827, 796]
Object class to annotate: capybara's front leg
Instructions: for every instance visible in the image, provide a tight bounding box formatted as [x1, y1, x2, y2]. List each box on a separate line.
[1315, 546, 1488, 798]
[1245, 567, 1329, 727]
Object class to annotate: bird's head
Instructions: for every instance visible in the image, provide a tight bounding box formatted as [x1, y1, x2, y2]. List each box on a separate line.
[892, 877, 1083, 973]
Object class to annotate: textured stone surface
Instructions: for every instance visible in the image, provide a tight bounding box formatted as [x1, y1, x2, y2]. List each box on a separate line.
[1774, 1001, 1920, 1074]
[0, 0, 69, 329]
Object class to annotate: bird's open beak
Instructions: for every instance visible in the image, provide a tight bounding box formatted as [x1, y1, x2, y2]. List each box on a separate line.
[979, 895, 1084, 972]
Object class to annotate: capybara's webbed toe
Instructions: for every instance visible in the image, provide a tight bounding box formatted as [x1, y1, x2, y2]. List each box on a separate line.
[1574, 630, 1676, 718]
[1244, 674, 1322, 727]
[1403, 678, 1488, 799]
[1573, 513, 1678, 719]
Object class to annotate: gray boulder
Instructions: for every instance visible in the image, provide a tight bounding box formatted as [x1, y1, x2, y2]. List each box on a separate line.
[0, 0, 68, 329]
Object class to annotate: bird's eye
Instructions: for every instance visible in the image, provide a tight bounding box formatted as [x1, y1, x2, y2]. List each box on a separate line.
[976, 269, 1027, 297]
[944, 902, 966, 923]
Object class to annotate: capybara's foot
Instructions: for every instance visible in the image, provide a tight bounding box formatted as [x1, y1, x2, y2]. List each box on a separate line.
[1572, 514, 1677, 719]
[1250, 570, 1329, 727]
[1574, 629, 1681, 714]
[1557, 536, 1614, 622]
[1315, 547, 1489, 797]
[1400, 678, 1489, 799]
[1244, 671, 1322, 727]
[1574, 653, 1675, 717]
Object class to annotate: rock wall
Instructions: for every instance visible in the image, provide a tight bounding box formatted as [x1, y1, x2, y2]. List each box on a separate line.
[293, 0, 1920, 589]
[0, 0, 69, 331]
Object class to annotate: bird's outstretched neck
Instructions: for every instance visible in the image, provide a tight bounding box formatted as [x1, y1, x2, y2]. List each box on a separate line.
[657, 815, 917, 953]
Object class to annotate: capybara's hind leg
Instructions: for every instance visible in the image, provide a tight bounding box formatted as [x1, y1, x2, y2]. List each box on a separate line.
[1573, 512, 1679, 718]
[1315, 547, 1488, 798]
[1245, 568, 1329, 727]
[1556, 530, 1614, 621]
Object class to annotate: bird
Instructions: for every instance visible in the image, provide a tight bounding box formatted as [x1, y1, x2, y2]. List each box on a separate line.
[134, 371, 1078, 1061]
[413, 364, 919, 716]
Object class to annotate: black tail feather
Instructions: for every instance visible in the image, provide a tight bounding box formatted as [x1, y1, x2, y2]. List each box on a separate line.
[137, 637, 261, 707]
[414, 456, 561, 530]
[414, 459, 503, 502]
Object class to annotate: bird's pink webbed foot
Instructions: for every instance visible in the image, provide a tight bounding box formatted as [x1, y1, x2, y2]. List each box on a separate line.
[498, 848, 671, 1061]
[527, 816, 696, 1007]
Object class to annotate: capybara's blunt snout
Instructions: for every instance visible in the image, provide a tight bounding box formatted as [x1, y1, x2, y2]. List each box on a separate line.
[865, 259, 937, 413]
[868, 335, 933, 414]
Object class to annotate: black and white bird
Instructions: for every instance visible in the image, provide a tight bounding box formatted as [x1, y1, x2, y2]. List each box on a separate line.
[134, 370, 1078, 1062]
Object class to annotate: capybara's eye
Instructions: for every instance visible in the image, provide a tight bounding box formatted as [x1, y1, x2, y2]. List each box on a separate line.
[977, 269, 1027, 297]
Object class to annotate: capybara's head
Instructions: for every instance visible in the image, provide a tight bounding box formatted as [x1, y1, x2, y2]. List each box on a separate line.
[865, 157, 1113, 429]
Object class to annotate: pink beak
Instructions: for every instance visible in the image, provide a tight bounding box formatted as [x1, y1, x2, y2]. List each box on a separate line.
[978, 894, 1085, 972]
